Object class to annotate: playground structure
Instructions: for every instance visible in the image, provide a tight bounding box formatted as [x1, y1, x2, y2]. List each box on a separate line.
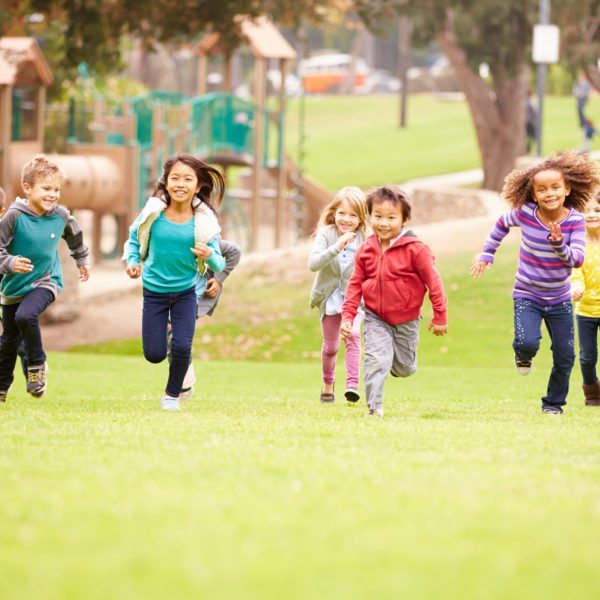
[0, 19, 331, 264]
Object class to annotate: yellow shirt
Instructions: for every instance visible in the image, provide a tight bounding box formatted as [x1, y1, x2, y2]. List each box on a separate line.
[572, 240, 600, 317]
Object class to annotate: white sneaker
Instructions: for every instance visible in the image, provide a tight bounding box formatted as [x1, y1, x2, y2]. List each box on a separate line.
[368, 408, 384, 417]
[160, 395, 181, 411]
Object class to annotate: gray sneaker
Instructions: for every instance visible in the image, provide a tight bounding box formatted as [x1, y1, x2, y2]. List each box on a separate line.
[27, 362, 48, 397]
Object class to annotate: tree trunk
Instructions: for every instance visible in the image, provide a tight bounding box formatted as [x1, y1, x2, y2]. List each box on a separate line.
[437, 19, 529, 191]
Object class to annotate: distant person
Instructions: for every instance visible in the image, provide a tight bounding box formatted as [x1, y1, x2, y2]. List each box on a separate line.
[571, 192, 600, 406]
[580, 119, 597, 153]
[308, 186, 369, 404]
[525, 90, 538, 154]
[0, 156, 90, 403]
[171, 238, 241, 400]
[573, 74, 592, 128]
[341, 186, 448, 417]
[126, 154, 225, 411]
[471, 151, 600, 415]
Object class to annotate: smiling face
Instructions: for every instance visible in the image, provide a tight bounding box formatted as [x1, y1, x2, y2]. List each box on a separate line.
[370, 199, 406, 242]
[584, 195, 600, 233]
[532, 169, 570, 215]
[22, 174, 62, 216]
[334, 199, 360, 235]
[166, 161, 200, 206]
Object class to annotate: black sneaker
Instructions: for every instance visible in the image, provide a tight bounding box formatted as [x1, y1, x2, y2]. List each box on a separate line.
[27, 363, 48, 397]
[514, 355, 532, 376]
[344, 388, 360, 403]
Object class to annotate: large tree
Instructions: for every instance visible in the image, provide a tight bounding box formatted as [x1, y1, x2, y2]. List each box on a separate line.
[355, 0, 600, 191]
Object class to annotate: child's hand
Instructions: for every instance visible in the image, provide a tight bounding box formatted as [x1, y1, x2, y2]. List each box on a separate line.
[13, 256, 33, 274]
[192, 243, 213, 259]
[338, 232, 356, 251]
[127, 265, 142, 279]
[428, 321, 448, 336]
[572, 286, 585, 301]
[79, 265, 90, 282]
[548, 222, 563, 242]
[340, 320, 353, 340]
[471, 260, 491, 279]
[204, 277, 222, 298]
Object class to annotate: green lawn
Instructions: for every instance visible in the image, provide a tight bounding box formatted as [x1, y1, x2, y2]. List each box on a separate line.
[1, 244, 600, 599]
[285, 94, 600, 189]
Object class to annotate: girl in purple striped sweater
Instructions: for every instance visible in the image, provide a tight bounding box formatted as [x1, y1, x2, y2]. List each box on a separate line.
[472, 152, 600, 414]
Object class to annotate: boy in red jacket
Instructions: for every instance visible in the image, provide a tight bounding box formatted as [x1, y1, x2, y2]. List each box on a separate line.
[341, 186, 448, 417]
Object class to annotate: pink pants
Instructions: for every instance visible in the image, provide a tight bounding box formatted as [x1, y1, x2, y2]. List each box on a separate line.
[321, 313, 362, 389]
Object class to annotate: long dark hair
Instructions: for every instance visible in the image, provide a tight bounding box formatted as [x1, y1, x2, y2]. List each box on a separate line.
[153, 154, 225, 214]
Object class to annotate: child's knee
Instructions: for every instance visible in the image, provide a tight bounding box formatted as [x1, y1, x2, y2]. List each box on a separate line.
[391, 363, 416, 378]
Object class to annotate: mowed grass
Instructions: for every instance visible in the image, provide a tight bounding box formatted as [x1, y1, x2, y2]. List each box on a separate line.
[1, 243, 600, 599]
[285, 94, 600, 189]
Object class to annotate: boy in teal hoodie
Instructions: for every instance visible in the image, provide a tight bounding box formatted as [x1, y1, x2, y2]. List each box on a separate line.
[0, 156, 90, 401]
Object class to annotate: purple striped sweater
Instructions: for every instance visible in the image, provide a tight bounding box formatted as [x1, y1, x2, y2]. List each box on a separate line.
[479, 202, 585, 306]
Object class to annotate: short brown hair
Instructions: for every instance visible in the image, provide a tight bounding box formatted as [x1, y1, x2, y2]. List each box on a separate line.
[21, 155, 65, 187]
[366, 185, 412, 221]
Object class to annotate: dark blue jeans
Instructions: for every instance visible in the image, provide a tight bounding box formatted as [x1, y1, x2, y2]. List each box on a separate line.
[0, 288, 54, 391]
[513, 299, 575, 410]
[575, 315, 600, 385]
[142, 286, 196, 398]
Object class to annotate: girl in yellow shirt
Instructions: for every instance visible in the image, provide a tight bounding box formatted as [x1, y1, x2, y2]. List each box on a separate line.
[572, 192, 600, 406]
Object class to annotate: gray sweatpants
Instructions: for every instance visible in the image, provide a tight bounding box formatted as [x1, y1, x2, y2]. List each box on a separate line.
[363, 310, 419, 410]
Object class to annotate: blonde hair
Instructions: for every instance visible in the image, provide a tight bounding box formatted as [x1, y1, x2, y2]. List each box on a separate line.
[21, 155, 65, 187]
[502, 151, 600, 212]
[0, 186, 6, 209]
[317, 186, 368, 233]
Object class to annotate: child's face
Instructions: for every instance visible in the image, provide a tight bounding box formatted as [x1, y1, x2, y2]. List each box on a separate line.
[370, 199, 406, 241]
[532, 169, 570, 212]
[166, 161, 200, 206]
[334, 199, 360, 234]
[22, 174, 62, 216]
[584, 196, 600, 232]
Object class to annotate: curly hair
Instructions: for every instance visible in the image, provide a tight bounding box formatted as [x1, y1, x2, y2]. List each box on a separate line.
[502, 151, 600, 212]
[316, 186, 369, 234]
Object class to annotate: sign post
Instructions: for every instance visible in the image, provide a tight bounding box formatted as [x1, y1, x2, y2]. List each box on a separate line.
[532, 0, 559, 156]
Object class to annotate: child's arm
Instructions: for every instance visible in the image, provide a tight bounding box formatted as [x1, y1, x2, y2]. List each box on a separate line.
[0, 210, 31, 274]
[471, 212, 516, 278]
[340, 252, 366, 339]
[193, 236, 225, 273]
[571, 266, 586, 301]
[125, 214, 144, 279]
[414, 246, 448, 334]
[61, 212, 90, 281]
[308, 228, 342, 272]
[548, 220, 586, 268]
[205, 240, 241, 298]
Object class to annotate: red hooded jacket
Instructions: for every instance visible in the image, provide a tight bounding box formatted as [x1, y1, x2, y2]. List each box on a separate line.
[342, 231, 448, 326]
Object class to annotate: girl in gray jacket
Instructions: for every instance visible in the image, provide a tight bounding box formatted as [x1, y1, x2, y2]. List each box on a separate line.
[308, 186, 369, 404]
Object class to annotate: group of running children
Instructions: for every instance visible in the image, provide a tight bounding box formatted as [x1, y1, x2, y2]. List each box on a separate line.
[0, 151, 599, 415]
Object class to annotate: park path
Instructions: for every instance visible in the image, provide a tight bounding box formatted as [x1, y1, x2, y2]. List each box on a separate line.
[42, 188, 504, 351]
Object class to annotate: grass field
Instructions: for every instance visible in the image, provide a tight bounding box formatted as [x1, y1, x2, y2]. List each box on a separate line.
[285, 94, 600, 189]
[1, 243, 599, 599]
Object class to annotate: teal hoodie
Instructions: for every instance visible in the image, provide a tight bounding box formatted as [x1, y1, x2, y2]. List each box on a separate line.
[0, 199, 89, 305]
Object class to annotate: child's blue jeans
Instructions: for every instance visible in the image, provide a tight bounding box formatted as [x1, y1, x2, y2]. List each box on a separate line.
[575, 315, 600, 385]
[513, 299, 575, 410]
[0, 287, 54, 391]
[142, 286, 196, 398]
